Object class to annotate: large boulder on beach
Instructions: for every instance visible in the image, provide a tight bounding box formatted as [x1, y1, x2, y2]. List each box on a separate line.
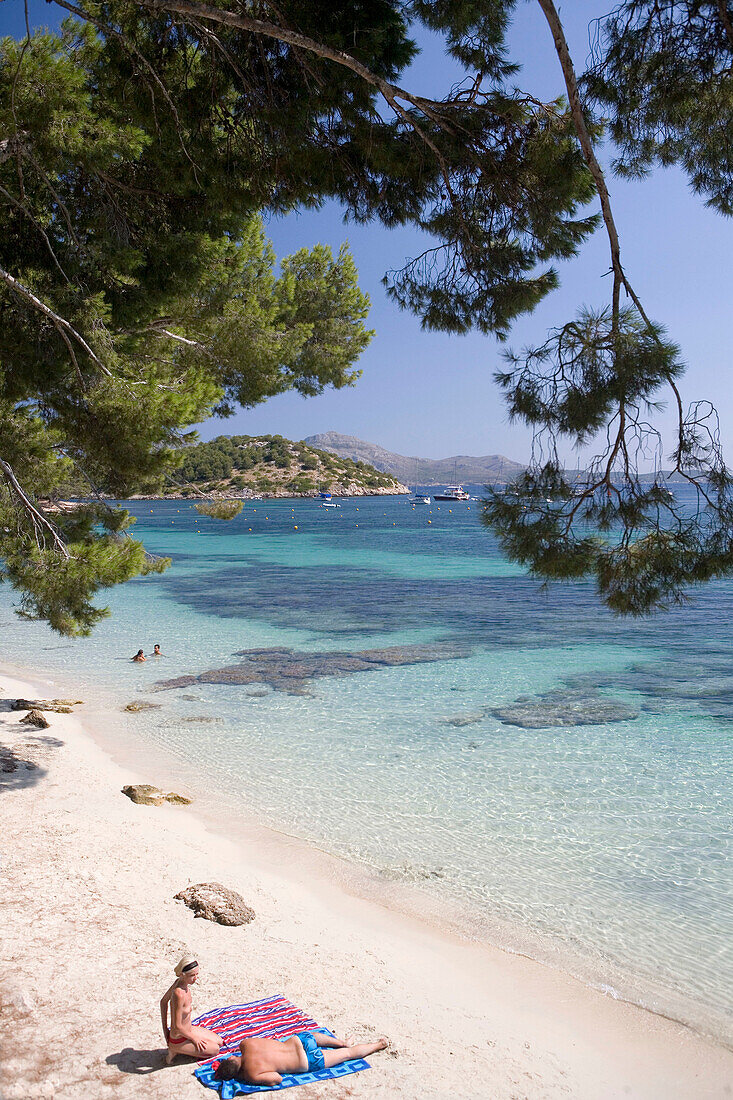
[174, 882, 255, 926]
[121, 784, 192, 806]
[122, 783, 165, 805]
[19, 709, 50, 729]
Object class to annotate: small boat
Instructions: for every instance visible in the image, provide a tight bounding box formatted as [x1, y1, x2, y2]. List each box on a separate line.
[433, 485, 470, 501]
[409, 461, 431, 504]
[320, 500, 340, 509]
[319, 490, 332, 501]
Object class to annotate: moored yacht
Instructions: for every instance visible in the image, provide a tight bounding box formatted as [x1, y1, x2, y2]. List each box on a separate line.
[433, 485, 470, 501]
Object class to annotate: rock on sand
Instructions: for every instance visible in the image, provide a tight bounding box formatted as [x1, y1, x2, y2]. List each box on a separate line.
[174, 882, 255, 926]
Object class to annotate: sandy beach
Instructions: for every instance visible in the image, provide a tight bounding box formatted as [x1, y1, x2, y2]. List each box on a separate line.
[1, 666, 731, 1100]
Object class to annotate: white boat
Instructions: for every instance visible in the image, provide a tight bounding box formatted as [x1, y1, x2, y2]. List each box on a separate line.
[433, 485, 470, 501]
[320, 500, 340, 509]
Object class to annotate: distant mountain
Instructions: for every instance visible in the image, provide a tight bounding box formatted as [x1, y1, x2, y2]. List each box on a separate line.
[303, 432, 525, 485]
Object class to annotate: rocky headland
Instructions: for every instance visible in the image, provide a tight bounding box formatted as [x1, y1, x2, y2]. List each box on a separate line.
[163, 434, 408, 499]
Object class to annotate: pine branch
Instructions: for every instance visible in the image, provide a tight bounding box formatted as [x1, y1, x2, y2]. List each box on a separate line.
[130, 0, 482, 130]
[715, 0, 733, 54]
[0, 458, 70, 558]
[536, 0, 623, 326]
[0, 266, 112, 376]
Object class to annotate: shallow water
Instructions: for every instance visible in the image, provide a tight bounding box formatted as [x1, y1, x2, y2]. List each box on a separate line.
[2, 490, 731, 1042]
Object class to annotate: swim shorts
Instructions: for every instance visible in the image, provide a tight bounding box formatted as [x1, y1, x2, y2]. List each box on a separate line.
[296, 1031, 325, 1073]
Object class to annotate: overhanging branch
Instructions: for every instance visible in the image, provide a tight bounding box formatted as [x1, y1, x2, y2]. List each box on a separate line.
[0, 457, 70, 558]
[0, 266, 112, 376]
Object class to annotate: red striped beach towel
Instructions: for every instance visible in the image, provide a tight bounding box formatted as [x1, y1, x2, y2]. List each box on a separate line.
[193, 994, 371, 1095]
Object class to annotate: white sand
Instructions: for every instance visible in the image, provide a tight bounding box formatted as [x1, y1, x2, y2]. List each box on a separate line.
[1, 667, 731, 1100]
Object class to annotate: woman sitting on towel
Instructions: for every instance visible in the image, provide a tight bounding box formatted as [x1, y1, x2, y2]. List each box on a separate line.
[160, 954, 221, 1063]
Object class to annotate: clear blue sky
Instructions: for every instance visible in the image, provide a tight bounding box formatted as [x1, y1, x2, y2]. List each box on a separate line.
[4, 1, 732, 465]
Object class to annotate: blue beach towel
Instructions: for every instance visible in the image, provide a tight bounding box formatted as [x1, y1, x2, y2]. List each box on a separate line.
[192, 995, 370, 1096]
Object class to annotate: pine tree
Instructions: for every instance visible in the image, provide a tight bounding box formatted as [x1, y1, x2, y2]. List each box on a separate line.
[4, 1, 733, 622]
[0, 18, 373, 633]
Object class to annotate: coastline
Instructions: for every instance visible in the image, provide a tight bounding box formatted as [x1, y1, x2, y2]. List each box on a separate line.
[1, 664, 732, 1099]
[130, 485, 410, 500]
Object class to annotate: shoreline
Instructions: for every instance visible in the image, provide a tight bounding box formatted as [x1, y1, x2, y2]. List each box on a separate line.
[1, 664, 732, 1098]
[6, 654, 729, 1050]
[133, 487, 409, 499]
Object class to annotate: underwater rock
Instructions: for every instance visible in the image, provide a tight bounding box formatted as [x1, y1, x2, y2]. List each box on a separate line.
[19, 709, 50, 729]
[152, 675, 198, 692]
[174, 882, 254, 926]
[121, 784, 192, 806]
[565, 663, 733, 722]
[197, 666, 262, 686]
[178, 715, 224, 724]
[155, 643, 471, 695]
[123, 700, 162, 713]
[492, 689, 638, 729]
[442, 711, 486, 727]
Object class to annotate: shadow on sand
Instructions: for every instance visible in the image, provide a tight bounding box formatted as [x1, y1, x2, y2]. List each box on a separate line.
[0, 742, 49, 792]
[106, 1047, 192, 1075]
[0, 704, 65, 793]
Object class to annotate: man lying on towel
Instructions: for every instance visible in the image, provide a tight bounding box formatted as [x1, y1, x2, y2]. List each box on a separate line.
[214, 1030, 388, 1087]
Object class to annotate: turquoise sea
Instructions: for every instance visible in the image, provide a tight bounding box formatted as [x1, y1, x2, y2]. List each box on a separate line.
[1, 490, 731, 1044]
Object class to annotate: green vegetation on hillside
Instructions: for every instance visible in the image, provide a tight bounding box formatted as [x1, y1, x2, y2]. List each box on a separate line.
[169, 436, 402, 497]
